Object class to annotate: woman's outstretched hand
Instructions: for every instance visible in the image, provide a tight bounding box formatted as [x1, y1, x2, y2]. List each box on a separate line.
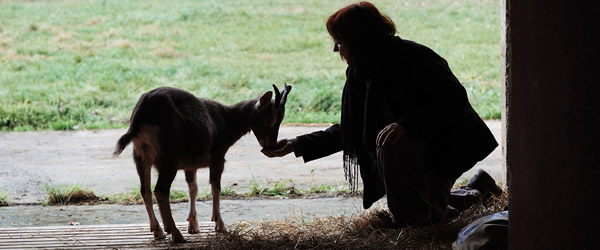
[261, 139, 295, 157]
[376, 123, 405, 147]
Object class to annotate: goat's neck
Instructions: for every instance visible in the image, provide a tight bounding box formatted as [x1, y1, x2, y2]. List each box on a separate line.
[223, 98, 257, 142]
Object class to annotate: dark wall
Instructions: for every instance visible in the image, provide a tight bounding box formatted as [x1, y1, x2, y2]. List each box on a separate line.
[507, 1, 600, 249]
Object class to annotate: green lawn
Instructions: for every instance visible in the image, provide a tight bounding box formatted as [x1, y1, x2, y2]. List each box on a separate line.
[0, 0, 500, 131]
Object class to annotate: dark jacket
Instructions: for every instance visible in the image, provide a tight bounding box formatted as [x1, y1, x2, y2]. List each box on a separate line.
[294, 36, 498, 208]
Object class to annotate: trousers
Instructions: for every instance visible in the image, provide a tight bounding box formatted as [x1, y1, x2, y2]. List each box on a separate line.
[376, 137, 477, 225]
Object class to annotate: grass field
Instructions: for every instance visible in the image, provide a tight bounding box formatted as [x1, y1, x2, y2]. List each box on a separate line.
[0, 0, 500, 131]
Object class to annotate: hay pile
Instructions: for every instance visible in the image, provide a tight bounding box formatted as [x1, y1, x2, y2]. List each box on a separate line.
[202, 192, 508, 250]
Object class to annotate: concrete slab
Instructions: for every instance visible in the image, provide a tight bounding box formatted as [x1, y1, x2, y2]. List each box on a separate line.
[0, 120, 502, 204]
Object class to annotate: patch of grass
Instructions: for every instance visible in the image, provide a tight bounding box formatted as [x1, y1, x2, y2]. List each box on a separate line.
[43, 183, 98, 205]
[169, 189, 188, 202]
[246, 178, 353, 198]
[126, 182, 348, 201]
[110, 184, 189, 204]
[110, 186, 142, 204]
[307, 183, 350, 194]
[38, 180, 356, 206]
[465, 82, 502, 119]
[197, 188, 212, 200]
[0, 0, 501, 131]
[195, 188, 237, 200]
[220, 187, 236, 197]
[248, 179, 298, 197]
[0, 192, 9, 206]
[210, 191, 509, 249]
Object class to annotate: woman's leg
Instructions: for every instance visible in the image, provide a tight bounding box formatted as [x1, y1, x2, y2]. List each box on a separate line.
[376, 136, 464, 225]
[376, 138, 434, 225]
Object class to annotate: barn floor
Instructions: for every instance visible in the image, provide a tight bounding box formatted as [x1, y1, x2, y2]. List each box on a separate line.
[0, 222, 216, 249]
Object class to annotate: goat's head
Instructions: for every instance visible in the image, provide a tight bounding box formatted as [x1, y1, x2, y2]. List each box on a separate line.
[251, 83, 292, 150]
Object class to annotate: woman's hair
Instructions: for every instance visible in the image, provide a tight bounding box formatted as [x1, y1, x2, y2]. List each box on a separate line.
[326, 2, 396, 51]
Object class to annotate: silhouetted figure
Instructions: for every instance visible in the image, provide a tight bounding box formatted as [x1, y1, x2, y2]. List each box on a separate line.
[263, 1, 498, 226]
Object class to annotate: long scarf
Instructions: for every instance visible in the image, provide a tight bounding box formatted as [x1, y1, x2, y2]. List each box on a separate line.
[341, 67, 368, 193]
[340, 36, 396, 195]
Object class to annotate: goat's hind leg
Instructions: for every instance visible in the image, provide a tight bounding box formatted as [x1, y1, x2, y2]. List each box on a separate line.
[185, 170, 200, 234]
[210, 160, 227, 233]
[134, 152, 165, 240]
[154, 167, 185, 243]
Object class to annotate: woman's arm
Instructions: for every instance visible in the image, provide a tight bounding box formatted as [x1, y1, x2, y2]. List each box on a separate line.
[294, 123, 342, 162]
[261, 124, 343, 163]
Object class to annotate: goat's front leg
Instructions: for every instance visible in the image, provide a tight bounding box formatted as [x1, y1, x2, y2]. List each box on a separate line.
[154, 168, 185, 243]
[184, 169, 200, 234]
[210, 160, 227, 233]
[134, 153, 165, 240]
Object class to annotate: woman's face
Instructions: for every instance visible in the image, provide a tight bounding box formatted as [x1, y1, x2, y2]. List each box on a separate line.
[333, 40, 355, 66]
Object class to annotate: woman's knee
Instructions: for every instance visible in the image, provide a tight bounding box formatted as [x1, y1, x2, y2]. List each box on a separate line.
[377, 143, 399, 165]
[376, 138, 416, 160]
[377, 138, 432, 170]
[376, 142, 411, 170]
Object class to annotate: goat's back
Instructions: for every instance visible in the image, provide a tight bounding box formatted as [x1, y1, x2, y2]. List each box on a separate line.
[116, 87, 225, 158]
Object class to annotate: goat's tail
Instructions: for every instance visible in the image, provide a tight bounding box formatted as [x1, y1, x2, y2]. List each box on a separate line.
[113, 131, 134, 156]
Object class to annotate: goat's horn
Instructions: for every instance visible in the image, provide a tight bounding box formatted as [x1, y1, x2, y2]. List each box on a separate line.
[273, 84, 281, 106]
[280, 83, 292, 107]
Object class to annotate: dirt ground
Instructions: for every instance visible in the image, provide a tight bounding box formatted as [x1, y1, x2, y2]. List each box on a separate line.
[0, 121, 502, 227]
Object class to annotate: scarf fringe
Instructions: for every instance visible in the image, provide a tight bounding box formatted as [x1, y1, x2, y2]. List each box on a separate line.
[343, 154, 360, 194]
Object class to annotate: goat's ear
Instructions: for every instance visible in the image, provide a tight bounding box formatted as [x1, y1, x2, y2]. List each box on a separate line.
[273, 84, 281, 107]
[256, 91, 273, 110]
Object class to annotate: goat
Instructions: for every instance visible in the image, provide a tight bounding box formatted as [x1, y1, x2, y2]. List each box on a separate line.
[113, 84, 292, 242]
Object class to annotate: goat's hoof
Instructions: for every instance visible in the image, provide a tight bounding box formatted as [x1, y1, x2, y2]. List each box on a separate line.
[153, 229, 166, 240]
[171, 230, 186, 243]
[188, 224, 200, 234]
[187, 218, 200, 234]
[215, 222, 227, 234]
[151, 226, 165, 240]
